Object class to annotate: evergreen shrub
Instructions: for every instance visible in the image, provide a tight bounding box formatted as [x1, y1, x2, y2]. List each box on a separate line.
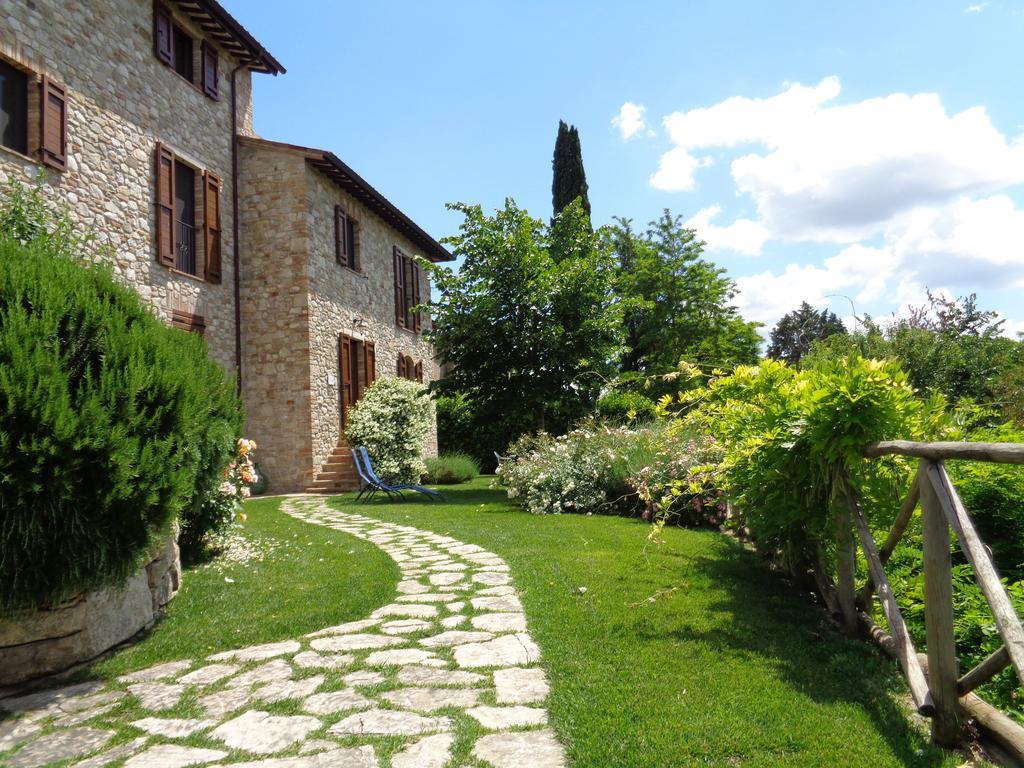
[0, 224, 241, 613]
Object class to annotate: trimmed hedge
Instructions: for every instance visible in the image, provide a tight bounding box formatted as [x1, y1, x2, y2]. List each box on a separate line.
[597, 391, 658, 424]
[0, 236, 242, 613]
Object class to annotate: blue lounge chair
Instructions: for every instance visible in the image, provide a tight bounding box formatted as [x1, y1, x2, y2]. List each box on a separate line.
[356, 446, 444, 502]
[351, 448, 396, 502]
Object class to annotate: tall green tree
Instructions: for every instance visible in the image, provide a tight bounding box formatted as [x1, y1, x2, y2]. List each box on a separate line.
[425, 198, 619, 454]
[806, 293, 1024, 421]
[767, 301, 846, 365]
[610, 211, 761, 378]
[551, 120, 591, 225]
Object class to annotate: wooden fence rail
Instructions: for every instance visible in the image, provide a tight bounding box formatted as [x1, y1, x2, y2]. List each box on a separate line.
[848, 441, 1024, 757]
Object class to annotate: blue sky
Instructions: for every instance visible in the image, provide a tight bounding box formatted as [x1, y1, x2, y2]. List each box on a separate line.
[228, 0, 1024, 336]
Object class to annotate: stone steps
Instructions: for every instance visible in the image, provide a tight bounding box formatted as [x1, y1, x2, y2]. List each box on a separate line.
[306, 440, 359, 494]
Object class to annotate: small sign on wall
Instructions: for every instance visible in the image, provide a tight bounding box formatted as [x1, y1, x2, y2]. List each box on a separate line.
[327, 372, 337, 387]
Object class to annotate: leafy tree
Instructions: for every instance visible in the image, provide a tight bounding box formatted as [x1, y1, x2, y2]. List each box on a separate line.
[610, 211, 761, 379]
[806, 293, 1024, 421]
[767, 301, 846, 365]
[551, 120, 591, 224]
[425, 198, 619, 452]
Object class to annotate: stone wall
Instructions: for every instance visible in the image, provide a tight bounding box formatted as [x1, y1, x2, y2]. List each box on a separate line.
[237, 139, 315, 492]
[305, 168, 440, 476]
[0, 0, 256, 371]
[0, 536, 181, 687]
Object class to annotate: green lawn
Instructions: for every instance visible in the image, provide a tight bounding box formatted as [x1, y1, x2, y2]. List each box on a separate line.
[333, 478, 963, 768]
[85, 497, 398, 679]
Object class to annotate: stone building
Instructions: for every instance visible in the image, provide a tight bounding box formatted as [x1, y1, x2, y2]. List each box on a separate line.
[238, 138, 449, 493]
[0, 0, 451, 493]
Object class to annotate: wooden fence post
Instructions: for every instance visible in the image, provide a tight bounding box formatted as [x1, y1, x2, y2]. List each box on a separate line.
[833, 495, 858, 636]
[919, 459, 963, 746]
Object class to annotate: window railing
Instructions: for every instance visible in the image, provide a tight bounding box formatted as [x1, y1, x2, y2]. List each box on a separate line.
[176, 220, 195, 275]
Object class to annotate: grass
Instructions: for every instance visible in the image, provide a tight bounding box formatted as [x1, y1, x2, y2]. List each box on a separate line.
[331, 477, 966, 768]
[84, 497, 398, 679]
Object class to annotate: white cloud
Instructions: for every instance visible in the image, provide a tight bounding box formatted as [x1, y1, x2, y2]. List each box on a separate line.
[734, 193, 1024, 329]
[965, 3, 988, 12]
[685, 205, 770, 255]
[650, 148, 712, 191]
[611, 102, 654, 141]
[652, 77, 1024, 243]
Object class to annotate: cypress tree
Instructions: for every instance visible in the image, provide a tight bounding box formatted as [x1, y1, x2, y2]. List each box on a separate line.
[551, 120, 591, 222]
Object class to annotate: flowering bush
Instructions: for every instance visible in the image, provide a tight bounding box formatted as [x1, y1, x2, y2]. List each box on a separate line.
[626, 426, 726, 527]
[500, 422, 725, 521]
[345, 377, 434, 483]
[180, 439, 259, 554]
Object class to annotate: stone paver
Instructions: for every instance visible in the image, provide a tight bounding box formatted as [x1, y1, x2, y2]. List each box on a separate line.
[495, 666, 551, 704]
[210, 711, 321, 754]
[122, 744, 228, 768]
[0, 497, 564, 768]
[472, 729, 567, 768]
[7, 728, 112, 768]
[391, 733, 454, 768]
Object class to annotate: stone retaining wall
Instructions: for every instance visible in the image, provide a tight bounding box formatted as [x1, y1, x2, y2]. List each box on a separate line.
[0, 535, 181, 688]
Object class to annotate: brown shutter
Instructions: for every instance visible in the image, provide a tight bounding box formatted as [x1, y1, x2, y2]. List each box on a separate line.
[412, 261, 422, 332]
[154, 4, 173, 65]
[364, 342, 376, 387]
[154, 143, 176, 267]
[414, 360, 423, 384]
[340, 334, 352, 426]
[201, 41, 219, 99]
[397, 354, 407, 378]
[394, 247, 406, 327]
[38, 77, 67, 171]
[335, 206, 348, 266]
[203, 170, 222, 283]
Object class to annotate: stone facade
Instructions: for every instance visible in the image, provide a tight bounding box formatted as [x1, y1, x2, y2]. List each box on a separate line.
[239, 138, 442, 493]
[0, 0, 269, 370]
[1, 1, 448, 495]
[0, 534, 181, 687]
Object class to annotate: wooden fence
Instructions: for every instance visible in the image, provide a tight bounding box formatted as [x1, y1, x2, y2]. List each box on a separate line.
[835, 441, 1024, 760]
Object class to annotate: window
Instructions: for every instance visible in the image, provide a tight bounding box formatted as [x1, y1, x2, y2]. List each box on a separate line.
[170, 309, 205, 335]
[396, 355, 423, 383]
[339, 335, 375, 426]
[0, 60, 68, 170]
[153, 3, 219, 99]
[0, 60, 28, 155]
[172, 25, 194, 81]
[335, 206, 358, 270]
[174, 160, 196, 274]
[154, 143, 221, 282]
[393, 247, 422, 331]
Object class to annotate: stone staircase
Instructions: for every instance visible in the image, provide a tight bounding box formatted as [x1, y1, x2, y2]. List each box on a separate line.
[307, 439, 360, 494]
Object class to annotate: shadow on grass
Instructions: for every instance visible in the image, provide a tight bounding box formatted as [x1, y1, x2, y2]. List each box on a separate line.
[665, 544, 948, 767]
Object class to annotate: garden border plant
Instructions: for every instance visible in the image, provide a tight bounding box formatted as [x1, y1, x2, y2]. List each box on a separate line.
[0, 180, 245, 613]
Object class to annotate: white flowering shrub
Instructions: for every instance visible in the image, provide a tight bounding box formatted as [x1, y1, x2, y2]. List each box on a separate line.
[345, 377, 434, 483]
[500, 421, 723, 520]
[500, 425, 652, 515]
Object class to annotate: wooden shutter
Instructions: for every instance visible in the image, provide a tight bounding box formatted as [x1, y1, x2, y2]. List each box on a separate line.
[202, 170, 222, 283]
[335, 206, 348, 266]
[201, 41, 219, 99]
[38, 77, 67, 171]
[414, 360, 423, 383]
[154, 143, 176, 267]
[396, 354, 407, 378]
[412, 261, 422, 332]
[364, 342, 376, 388]
[154, 4, 173, 65]
[393, 247, 406, 327]
[340, 334, 352, 426]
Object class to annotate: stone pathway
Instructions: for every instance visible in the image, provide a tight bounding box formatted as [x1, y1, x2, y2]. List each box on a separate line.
[0, 496, 567, 768]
